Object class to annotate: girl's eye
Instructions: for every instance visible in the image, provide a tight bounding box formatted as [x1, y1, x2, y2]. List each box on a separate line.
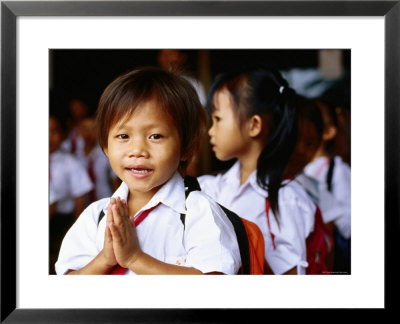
[149, 134, 163, 140]
[212, 115, 221, 122]
[116, 134, 129, 139]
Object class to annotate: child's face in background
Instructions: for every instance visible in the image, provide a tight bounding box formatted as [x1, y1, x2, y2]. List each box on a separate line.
[104, 98, 182, 198]
[79, 117, 97, 147]
[286, 118, 320, 176]
[69, 99, 88, 121]
[208, 89, 251, 161]
[49, 116, 63, 153]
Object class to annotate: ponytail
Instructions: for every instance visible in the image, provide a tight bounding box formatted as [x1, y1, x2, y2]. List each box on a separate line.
[256, 86, 299, 222]
[207, 67, 299, 224]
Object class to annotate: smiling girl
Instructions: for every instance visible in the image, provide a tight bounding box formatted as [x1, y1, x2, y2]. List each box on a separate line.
[55, 67, 241, 275]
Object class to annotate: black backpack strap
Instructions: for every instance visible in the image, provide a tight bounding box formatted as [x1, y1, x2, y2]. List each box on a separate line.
[180, 176, 202, 228]
[219, 205, 251, 274]
[184, 176, 201, 194]
[326, 158, 335, 192]
[98, 210, 105, 226]
[180, 213, 186, 230]
[182, 176, 251, 274]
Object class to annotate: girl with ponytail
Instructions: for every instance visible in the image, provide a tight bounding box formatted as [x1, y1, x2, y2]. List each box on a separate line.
[198, 67, 316, 274]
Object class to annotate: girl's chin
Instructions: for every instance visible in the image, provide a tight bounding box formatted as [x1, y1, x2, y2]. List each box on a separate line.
[216, 154, 232, 162]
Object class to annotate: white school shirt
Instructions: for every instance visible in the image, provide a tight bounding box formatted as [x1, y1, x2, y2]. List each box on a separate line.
[198, 161, 315, 275]
[49, 150, 93, 214]
[55, 172, 241, 275]
[304, 156, 351, 239]
[295, 173, 343, 225]
[75, 145, 117, 200]
[61, 127, 85, 156]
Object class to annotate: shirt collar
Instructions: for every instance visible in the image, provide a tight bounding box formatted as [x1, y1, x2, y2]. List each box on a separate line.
[295, 173, 319, 204]
[105, 171, 186, 216]
[305, 156, 330, 175]
[222, 160, 268, 197]
[222, 160, 241, 187]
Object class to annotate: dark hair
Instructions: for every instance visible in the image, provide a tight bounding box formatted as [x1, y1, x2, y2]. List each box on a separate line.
[298, 97, 324, 141]
[95, 67, 207, 173]
[207, 68, 298, 221]
[284, 97, 323, 178]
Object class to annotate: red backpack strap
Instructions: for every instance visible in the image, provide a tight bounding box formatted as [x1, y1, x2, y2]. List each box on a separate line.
[265, 198, 276, 250]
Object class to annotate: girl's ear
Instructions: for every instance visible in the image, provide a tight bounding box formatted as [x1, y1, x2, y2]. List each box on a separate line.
[322, 125, 337, 141]
[248, 114, 263, 138]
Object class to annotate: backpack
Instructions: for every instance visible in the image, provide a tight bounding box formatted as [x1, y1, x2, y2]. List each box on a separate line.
[265, 198, 334, 274]
[182, 176, 265, 275]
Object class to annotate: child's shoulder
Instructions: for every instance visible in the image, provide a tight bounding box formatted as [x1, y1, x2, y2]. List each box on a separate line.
[294, 174, 319, 203]
[333, 156, 351, 174]
[77, 197, 110, 225]
[279, 179, 316, 212]
[184, 190, 236, 235]
[197, 173, 221, 187]
[186, 189, 218, 208]
[197, 170, 233, 201]
[279, 178, 305, 196]
[198, 162, 239, 187]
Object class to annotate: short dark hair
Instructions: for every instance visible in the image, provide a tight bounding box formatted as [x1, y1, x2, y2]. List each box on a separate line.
[95, 67, 207, 172]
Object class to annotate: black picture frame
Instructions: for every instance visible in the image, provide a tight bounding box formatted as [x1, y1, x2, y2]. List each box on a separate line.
[1, 0, 399, 322]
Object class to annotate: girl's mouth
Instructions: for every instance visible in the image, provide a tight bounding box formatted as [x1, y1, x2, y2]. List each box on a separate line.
[126, 167, 153, 178]
[129, 168, 152, 174]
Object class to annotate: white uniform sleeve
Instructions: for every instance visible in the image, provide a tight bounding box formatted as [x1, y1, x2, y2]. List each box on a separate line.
[67, 156, 94, 198]
[266, 191, 315, 275]
[55, 200, 106, 275]
[318, 187, 343, 224]
[49, 182, 61, 205]
[183, 191, 241, 274]
[332, 160, 351, 239]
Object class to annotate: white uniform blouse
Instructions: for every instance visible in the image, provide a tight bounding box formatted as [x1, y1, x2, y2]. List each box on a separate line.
[61, 127, 85, 155]
[304, 156, 351, 239]
[55, 172, 241, 275]
[75, 145, 118, 200]
[198, 161, 316, 275]
[295, 173, 343, 225]
[49, 150, 93, 214]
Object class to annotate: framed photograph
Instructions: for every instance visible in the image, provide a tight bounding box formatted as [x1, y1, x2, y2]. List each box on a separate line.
[1, 0, 398, 322]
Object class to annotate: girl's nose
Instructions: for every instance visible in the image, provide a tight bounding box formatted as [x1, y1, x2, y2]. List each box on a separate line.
[129, 141, 149, 158]
[208, 124, 215, 137]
